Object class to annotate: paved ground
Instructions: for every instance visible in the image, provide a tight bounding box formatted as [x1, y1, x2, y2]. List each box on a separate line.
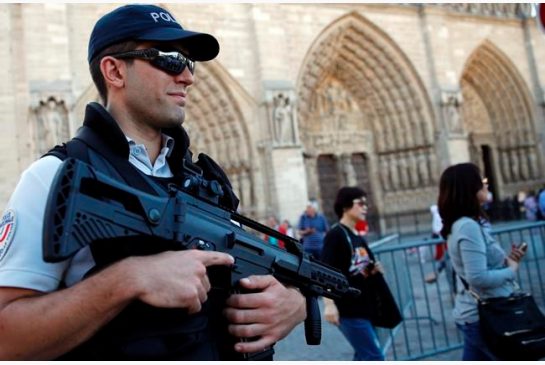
[274, 299, 354, 361]
[274, 294, 463, 361]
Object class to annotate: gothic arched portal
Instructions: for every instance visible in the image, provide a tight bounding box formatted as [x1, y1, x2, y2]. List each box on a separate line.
[461, 40, 541, 198]
[185, 62, 257, 215]
[297, 12, 437, 215]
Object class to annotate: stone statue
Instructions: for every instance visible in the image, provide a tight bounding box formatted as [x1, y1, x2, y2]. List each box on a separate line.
[398, 155, 409, 190]
[35, 97, 69, 155]
[389, 154, 400, 191]
[406, 153, 418, 188]
[325, 88, 336, 115]
[518, 148, 529, 181]
[438, 3, 529, 18]
[528, 148, 538, 179]
[509, 150, 519, 182]
[442, 92, 463, 134]
[272, 93, 295, 145]
[500, 151, 511, 183]
[341, 153, 357, 186]
[380, 156, 391, 192]
[417, 151, 430, 186]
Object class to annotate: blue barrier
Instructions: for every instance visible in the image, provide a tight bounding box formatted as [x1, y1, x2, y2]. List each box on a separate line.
[371, 221, 545, 360]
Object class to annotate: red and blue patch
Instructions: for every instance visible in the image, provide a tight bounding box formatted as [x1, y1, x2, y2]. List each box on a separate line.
[0, 209, 16, 261]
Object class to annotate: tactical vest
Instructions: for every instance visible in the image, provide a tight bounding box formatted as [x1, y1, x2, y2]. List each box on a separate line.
[44, 102, 243, 360]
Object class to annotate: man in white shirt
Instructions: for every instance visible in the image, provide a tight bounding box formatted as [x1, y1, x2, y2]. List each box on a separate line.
[0, 4, 305, 360]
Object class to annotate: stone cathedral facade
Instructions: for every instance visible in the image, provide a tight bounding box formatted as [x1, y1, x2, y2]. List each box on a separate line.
[1, 3, 544, 228]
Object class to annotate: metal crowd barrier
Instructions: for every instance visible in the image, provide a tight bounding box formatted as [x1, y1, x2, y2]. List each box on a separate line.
[371, 220, 545, 360]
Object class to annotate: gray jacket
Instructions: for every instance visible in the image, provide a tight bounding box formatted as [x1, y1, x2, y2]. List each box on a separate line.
[448, 217, 515, 324]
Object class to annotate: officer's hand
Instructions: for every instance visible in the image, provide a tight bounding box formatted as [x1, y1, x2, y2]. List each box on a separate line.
[223, 275, 306, 354]
[128, 250, 234, 313]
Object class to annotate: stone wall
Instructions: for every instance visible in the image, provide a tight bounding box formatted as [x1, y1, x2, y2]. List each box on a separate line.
[1, 3, 544, 226]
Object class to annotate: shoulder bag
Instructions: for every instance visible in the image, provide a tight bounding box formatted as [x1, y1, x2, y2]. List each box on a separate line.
[456, 226, 545, 360]
[459, 276, 545, 360]
[336, 224, 402, 329]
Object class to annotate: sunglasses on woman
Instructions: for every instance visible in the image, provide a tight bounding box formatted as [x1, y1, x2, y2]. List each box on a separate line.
[353, 199, 368, 208]
[105, 48, 196, 75]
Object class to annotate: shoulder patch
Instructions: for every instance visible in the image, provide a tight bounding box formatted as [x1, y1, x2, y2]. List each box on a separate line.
[0, 209, 16, 261]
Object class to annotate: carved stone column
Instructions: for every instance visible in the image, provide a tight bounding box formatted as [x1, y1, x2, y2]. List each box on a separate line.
[304, 153, 320, 201]
[340, 153, 357, 186]
[263, 80, 307, 224]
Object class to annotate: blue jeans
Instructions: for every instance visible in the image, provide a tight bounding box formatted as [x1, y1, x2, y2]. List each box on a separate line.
[339, 317, 384, 361]
[457, 321, 499, 361]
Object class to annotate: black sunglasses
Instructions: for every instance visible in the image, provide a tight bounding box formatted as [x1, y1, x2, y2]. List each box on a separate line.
[105, 48, 195, 75]
[353, 198, 368, 208]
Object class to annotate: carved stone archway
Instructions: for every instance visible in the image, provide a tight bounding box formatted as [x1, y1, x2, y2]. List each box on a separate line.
[297, 12, 437, 214]
[461, 41, 541, 198]
[185, 62, 257, 215]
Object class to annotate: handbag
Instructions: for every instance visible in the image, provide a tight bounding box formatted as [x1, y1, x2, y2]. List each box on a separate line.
[365, 271, 403, 328]
[459, 276, 545, 360]
[335, 224, 402, 329]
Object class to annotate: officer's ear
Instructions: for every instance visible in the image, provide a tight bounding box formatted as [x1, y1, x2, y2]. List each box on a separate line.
[100, 56, 126, 90]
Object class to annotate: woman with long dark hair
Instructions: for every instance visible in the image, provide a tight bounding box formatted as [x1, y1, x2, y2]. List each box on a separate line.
[438, 163, 526, 360]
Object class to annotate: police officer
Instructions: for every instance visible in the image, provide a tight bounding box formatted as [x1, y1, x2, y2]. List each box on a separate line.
[0, 4, 305, 360]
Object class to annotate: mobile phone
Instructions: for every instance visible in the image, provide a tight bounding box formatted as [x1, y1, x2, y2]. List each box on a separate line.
[518, 242, 528, 252]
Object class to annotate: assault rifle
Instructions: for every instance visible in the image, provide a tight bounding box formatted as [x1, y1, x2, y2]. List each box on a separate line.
[42, 158, 360, 359]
